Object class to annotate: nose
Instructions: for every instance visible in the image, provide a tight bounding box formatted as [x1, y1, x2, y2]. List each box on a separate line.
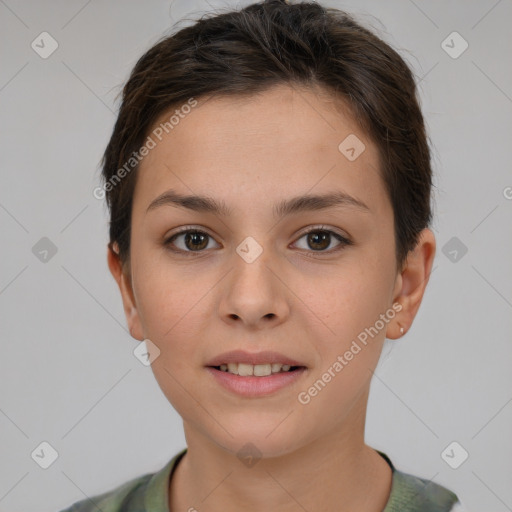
[218, 249, 290, 330]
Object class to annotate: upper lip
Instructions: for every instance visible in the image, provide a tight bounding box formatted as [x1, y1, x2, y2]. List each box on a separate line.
[205, 350, 306, 367]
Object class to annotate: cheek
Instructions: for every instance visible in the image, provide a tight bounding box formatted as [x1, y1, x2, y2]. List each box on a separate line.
[134, 266, 209, 418]
[297, 302, 386, 427]
[133, 251, 208, 338]
[311, 264, 391, 345]
[295, 356, 375, 437]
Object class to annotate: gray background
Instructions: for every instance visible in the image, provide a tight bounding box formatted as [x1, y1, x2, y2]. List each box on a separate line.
[1, 0, 511, 511]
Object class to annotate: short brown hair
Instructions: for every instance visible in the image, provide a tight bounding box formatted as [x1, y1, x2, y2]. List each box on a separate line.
[101, 0, 433, 272]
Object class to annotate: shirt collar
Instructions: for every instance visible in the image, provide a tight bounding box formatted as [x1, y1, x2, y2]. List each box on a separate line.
[144, 448, 398, 511]
[144, 448, 188, 512]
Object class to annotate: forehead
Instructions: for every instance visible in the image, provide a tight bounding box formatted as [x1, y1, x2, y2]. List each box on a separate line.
[133, 84, 389, 220]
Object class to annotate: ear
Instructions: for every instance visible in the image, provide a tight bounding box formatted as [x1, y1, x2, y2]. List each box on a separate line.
[107, 242, 144, 341]
[386, 228, 436, 340]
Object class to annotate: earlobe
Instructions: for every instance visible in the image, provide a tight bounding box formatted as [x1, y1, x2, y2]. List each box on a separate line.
[107, 243, 145, 341]
[387, 228, 436, 340]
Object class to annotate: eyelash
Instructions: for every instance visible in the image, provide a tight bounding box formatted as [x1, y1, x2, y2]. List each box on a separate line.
[163, 225, 353, 257]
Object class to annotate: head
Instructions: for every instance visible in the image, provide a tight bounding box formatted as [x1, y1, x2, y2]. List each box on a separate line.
[105, 0, 435, 457]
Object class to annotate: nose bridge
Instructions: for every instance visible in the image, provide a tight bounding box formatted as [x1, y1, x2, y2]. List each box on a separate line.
[219, 235, 289, 325]
[231, 234, 277, 295]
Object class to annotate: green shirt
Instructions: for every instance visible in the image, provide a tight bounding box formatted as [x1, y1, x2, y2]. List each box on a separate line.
[58, 448, 464, 511]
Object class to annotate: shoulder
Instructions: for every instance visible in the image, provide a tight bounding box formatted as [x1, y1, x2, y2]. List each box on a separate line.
[57, 472, 152, 512]
[386, 468, 464, 512]
[57, 449, 187, 512]
[378, 451, 465, 512]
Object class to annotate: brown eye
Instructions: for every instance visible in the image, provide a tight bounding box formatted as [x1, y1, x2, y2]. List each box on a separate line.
[293, 228, 352, 253]
[307, 231, 331, 251]
[164, 226, 352, 256]
[165, 230, 218, 253]
[183, 231, 209, 251]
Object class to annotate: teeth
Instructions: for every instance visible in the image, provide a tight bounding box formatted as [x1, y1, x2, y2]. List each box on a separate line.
[254, 364, 271, 377]
[238, 363, 253, 376]
[218, 363, 296, 376]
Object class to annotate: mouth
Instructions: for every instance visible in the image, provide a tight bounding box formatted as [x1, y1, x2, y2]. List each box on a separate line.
[204, 350, 308, 396]
[205, 361, 308, 397]
[208, 363, 306, 376]
[205, 349, 307, 370]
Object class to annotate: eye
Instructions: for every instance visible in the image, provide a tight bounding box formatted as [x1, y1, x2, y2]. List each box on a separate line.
[163, 225, 352, 256]
[293, 226, 352, 253]
[164, 228, 219, 254]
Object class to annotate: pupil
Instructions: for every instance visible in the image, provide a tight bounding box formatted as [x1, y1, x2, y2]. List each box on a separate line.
[308, 231, 329, 250]
[182, 231, 330, 252]
[186, 232, 208, 251]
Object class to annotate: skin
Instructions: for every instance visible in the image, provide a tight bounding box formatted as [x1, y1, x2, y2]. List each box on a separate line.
[108, 83, 436, 512]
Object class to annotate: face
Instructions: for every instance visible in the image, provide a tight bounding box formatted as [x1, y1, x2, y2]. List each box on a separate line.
[112, 84, 411, 458]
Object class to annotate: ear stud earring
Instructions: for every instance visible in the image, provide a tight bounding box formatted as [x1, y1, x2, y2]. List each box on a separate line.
[400, 326, 405, 335]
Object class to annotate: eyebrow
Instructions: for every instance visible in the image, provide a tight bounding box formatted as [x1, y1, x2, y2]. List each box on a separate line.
[145, 189, 370, 218]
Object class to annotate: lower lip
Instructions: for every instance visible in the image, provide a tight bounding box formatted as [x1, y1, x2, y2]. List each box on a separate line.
[205, 366, 307, 397]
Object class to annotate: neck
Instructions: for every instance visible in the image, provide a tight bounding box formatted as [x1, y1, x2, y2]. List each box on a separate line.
[169, 391, 392, 512]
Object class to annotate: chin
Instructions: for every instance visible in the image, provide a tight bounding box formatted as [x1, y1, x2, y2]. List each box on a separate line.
[209, 422, 309, 461]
